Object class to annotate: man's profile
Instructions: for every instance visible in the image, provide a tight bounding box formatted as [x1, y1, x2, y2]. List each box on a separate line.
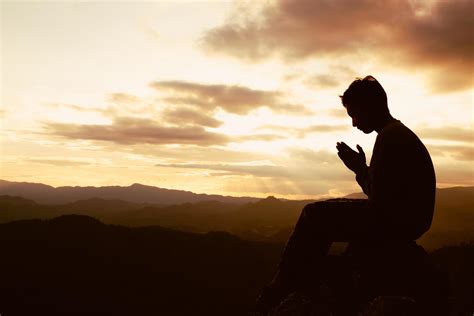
[254, 76, 436, 314]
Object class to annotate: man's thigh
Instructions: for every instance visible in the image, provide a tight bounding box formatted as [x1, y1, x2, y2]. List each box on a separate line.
[301, 198, 376, 241]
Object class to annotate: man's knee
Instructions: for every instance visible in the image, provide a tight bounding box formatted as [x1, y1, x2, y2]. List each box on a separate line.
[301, 201, 327, 220]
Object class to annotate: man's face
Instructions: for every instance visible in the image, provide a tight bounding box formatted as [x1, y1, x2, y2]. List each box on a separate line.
[346, 104, 374, 134]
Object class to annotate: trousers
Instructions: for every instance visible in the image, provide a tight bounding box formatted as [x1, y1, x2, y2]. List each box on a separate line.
[255, 199, 431, 314]
[276, 198, 378, 291]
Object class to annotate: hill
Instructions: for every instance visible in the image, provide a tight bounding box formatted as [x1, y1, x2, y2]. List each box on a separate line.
[0, 215, 282, 316]
[0, 180, 259, 205]
[0, 215, 472, 315]
[1, 185, 472, 249]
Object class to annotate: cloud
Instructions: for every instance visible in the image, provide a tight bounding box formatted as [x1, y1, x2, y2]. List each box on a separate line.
[303, 65, 358, 89]
[44, 117, 230, 146]
[161, 107, 223, 128]
[258, 123, 349, 138]
[107, 93, 141, 104]
[434, 160, 474, 186]
[151, 80, 310, 115]
[156, 162, 290, 178]
[239, 134, 285, 142]
[127, 144, 270, 163]
[47, 103, 97, 112]
[156, 148, 348, 182]
[287, 147, 340, 164]
[202, 0, 473, 92]
[303, 124, 349, 134]
[26, 158, 91, 167]
[419, 126, 473, 143]
[427, 144, 474, 162]
[43, 116, 296, 147]
[327, 108, 347, 118]
[305, 74, 339, 88]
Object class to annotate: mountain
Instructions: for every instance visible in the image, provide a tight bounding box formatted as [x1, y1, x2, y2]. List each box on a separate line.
[0, 195, 61, 223]
[112, 200, 240, 232]
[0, 215, 282, 316]
[0, 215, 472, 315]
[0, 195, 306, 235]
[0, 180, 259, 205]
[343, 192, 367, 199]
[418, 186, 474, 249]
[1, 184, 472, 249]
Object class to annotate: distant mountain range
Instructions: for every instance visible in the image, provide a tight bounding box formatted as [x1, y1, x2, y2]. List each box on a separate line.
[0, 194, 313, 237]
[0, 179, 259, 205]
[1, 180, 473, 249]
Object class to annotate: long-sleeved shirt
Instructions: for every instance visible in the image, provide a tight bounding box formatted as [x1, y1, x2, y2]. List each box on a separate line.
[356, 120, 436, 240]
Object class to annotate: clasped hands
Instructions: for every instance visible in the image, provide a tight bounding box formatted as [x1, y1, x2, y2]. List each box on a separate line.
[336, 142, 367, 175]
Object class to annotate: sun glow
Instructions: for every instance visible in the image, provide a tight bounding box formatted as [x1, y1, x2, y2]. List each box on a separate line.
[1, 1, 472, 198]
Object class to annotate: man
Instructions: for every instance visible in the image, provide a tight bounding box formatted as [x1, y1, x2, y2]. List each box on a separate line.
[254, 76, 436, 313]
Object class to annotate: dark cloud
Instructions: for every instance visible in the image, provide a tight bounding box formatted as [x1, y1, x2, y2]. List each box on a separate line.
[395, 0, 474, 92]
[202, 0, 411, 60]
[151, 80, 310, 115]
[44, 117, 230, 146]
[419, 126, 473, 143]
[161, 107, 223, 128]
[202, 0, 473, 92]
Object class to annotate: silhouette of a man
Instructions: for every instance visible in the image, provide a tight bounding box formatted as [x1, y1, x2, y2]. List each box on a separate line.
[254, 76, 436, 313]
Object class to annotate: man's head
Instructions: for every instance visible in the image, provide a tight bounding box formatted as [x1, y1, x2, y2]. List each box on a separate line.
[340, 76, 389, 134]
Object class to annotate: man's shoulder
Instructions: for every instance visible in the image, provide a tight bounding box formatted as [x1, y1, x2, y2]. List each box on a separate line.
[379, 120, 417, 141]
[375, 121, 428, 154]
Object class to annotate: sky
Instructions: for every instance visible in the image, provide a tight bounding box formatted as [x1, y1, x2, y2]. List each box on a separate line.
[1, 0, 473, 199]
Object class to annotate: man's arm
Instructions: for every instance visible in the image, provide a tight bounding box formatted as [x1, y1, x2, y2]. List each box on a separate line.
[355, 165, 370, 196]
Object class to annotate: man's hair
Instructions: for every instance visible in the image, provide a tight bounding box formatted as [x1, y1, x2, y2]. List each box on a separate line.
[340, 75, 388, 114]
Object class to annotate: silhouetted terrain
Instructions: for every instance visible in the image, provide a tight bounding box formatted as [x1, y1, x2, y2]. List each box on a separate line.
[1, 185, 472, 249]
[0, 216, 472, 315]
[0, 194, 314, 238]
[0, 180, 259, 205]
[430, 244, 474, 315]
[0, 215, 282, 316]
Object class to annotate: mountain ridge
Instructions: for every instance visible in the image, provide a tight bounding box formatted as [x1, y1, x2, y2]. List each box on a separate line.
[1, 185, 473, 249]
[0, 179, 260, 205]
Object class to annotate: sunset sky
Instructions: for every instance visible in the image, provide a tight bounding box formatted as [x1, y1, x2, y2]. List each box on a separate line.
[1, 0, 473, 199]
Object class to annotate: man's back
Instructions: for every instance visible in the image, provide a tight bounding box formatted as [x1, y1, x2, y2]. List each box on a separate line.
[366, 120, 436, 240]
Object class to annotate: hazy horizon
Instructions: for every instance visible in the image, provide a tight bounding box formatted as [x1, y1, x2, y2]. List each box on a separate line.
[3, 178, 474, 202]
[2, 0, 473, 200]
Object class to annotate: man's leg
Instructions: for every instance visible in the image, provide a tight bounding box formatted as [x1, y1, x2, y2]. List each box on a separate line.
[255, 199, 373, 312]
